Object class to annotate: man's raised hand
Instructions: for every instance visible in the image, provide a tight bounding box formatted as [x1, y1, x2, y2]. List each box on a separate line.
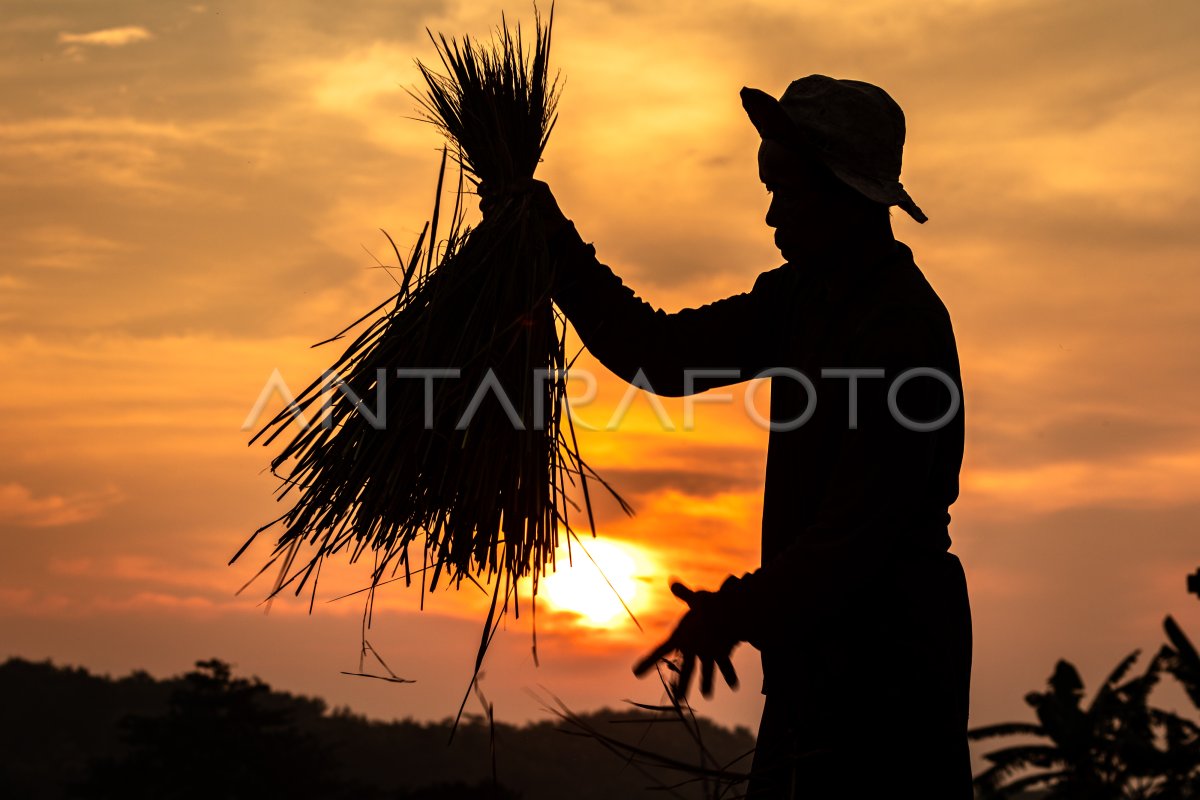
[476, 178, 569, 236]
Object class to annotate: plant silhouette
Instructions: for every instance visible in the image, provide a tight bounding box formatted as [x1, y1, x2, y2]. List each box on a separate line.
[1154, 617, 1200, 797]
[1165, 616, 1200, 710]
[971, 617, 1200, 799]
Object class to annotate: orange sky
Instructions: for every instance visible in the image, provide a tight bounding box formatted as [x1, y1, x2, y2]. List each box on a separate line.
[3, 0, 1200, 763]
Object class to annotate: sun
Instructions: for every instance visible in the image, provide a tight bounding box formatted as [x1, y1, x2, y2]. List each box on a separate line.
[538, 537, 650, 628]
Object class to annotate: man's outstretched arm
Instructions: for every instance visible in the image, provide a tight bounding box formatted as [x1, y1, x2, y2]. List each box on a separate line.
[546, 221, 794, 396]
[487, 180, 792, 396]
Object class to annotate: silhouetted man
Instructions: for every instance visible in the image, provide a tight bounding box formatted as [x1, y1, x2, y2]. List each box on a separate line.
[499, 76, 971, 798]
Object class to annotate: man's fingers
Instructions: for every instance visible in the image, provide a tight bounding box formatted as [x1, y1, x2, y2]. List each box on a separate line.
[674, 654, 696, 702]
[716, 654, 739, 690]
[632, 640, 676, 677]
[670, 581, 697, 606]
[700, 657, 715, 698]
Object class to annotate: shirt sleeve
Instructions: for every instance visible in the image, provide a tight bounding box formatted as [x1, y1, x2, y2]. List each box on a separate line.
[548, 221, 791, 397]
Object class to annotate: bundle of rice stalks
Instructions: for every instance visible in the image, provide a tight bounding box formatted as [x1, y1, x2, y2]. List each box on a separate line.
[236, 6, 629, 669]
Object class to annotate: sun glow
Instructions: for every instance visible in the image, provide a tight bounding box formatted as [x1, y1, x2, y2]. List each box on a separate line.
[538, 537, 651, 629]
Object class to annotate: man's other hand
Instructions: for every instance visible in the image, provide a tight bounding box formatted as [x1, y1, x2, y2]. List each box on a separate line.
[633, 580, 740, 701]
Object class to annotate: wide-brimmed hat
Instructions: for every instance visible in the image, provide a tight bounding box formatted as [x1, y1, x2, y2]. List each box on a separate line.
[741, 75, 927, 223]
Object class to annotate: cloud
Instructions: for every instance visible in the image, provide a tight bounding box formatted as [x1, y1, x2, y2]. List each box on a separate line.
[972, 410, 1199, 470]
[13, 223, 134, 270]
[0, 587, 70, 614]
[46, 554, 229, 594]
[0, 1, 452, 340]
[58, 26, 153, 47]
[601, 467, 761, 499]
[0, 586, 224, 618]
[91, 591, 221, 615]
[0, 483, 123, 527]
[596, 443, 764, 496]
[964, 452, 1200, 519]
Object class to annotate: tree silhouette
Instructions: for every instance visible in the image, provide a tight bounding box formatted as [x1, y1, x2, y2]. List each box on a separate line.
[77, 658, 344, 799]
[0, 654, 764, 799]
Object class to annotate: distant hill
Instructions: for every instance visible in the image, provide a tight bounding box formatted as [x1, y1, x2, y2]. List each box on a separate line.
[0, 657, 754, 799]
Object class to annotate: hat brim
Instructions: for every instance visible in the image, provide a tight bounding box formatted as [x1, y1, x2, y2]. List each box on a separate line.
[740, 86, 927, 224]
[740, 86, 803, 144]
[829, 165, 929, 224]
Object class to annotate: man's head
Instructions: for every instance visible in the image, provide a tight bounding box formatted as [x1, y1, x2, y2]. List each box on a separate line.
[757, 138, 889, 262]
[743, 75, 925, 260]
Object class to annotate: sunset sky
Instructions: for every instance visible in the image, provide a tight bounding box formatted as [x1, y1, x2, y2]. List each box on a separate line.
[3, 0, 1200, 766]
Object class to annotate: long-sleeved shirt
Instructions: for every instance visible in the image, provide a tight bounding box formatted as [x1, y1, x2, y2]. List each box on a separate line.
[548, 222, 965, 686]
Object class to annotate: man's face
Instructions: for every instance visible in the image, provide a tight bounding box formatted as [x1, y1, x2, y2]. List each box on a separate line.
[757, 139, 841, 261]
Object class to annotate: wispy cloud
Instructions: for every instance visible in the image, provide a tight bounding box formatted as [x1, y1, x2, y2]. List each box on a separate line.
[58, 26, 152, 48]
[15, 224, 134, 271]
[0, 483, 123, 527]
